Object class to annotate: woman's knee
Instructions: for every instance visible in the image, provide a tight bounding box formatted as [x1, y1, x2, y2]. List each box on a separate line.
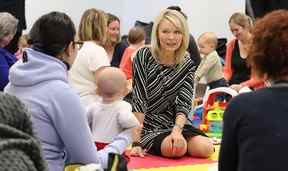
[187, 135, 214, 158]
[160, 136, 187, 158]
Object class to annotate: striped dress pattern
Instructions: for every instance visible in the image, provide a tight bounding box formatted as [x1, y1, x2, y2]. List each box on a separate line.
[132, 47, 198, 150]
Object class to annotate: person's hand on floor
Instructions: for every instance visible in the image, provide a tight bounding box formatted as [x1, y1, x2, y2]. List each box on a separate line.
[129, 145, 146, 157]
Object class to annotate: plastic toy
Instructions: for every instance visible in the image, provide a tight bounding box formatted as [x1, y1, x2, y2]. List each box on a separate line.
[190, 105, 203, 128]
[191, 87, 238, 138]
[206, 102, 224, 133]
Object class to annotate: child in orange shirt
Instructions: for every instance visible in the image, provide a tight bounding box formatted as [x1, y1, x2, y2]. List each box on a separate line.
[120, 27, 145, 80]
[120, 27, 145, 103]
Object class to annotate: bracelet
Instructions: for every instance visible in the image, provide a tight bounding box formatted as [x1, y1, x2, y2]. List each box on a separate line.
[173, 123, 184, 130]
[132, 142, 142, 148]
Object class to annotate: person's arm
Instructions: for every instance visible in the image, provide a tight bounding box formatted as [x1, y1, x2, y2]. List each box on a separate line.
[218, 99, 239, 171]
[231, 70, 265, 91]
[166, 66, 194, 155]
[195, 53, 218, 80]
[240, 73, 264, 89]
[119, 48, 133, 80]
[118, 103, 141, 153]
[131, 48, 147, 114]
[130, 48, 147, 156]
[175, 67, 194, 119]
[0, 65, 9, 91]
[118, 102, 140, 129]
[223, 39, 236, 81]
[0, 54, 17, 91]
[86, 105, 93, 131]
[111, 42, 128, 67]
[172, 113, 186, 135]
[51, 87, 99, 164]
[132, 111, 144, 143]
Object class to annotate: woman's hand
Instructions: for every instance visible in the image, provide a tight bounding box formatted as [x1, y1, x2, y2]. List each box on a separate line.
[170, 129, 187, 155]
[229, 84, 243, 92]
[162, 128, 187, 157]
[129, 146, 146, 157]
[161, 113, 187, 157]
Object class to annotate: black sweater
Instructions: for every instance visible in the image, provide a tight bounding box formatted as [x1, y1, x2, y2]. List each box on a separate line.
[0, 93, 48, 171]
[219, 86, 288, 171]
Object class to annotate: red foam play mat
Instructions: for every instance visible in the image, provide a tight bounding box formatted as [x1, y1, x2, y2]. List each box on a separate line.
[128, 154, 215, 169]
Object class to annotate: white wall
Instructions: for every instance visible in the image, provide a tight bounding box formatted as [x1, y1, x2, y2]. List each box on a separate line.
[26, 0, 245, 40]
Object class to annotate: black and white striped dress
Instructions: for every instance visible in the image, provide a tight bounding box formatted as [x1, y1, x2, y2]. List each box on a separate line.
[132, 47, 204, 151]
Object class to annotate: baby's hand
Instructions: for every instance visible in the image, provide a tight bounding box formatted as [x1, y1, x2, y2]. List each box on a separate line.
[127, 79, 133, 92]
[129, 146, 146, 157]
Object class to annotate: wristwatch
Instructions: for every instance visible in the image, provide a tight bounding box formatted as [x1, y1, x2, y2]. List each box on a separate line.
[174, 123, 184, 130]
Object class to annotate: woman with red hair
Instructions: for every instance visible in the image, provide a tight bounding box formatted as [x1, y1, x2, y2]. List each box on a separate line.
[219, 10, 288, 171]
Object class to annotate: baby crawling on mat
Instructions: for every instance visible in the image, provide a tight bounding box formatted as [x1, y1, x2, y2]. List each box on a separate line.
[86, 67, 140, 150]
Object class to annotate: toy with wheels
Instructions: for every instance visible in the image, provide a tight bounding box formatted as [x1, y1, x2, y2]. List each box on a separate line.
[198, 87, 238, 138]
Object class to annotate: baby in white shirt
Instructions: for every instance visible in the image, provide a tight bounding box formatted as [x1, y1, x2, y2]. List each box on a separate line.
[87, 67, 140, 150]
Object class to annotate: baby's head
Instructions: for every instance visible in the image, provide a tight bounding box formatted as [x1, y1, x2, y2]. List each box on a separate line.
[18, 34, 32, 49]
[96, 67, 127, 102]
[198, 32, 218, 57]
[128, 26, 145, 46]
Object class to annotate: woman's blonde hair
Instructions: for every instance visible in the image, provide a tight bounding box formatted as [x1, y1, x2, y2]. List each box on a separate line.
[229, 12, 253, 32]
[151, 9, 189, 64]
[78, 8, 107, 44]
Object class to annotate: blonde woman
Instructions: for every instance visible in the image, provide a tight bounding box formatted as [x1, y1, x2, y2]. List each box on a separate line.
[69, 8, 110, 107]
[130, 9, 214, 158]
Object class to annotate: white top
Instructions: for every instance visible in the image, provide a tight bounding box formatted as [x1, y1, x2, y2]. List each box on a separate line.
[69, 41, 110, 107]
[87, 100, 140, 143]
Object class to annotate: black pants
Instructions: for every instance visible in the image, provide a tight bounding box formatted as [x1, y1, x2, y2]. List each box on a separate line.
[208, 78, 227, 90]
[147, 125, 207, 156]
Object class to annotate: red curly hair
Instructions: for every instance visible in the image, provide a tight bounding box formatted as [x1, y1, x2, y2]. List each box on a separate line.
[248, 10, 288, 81]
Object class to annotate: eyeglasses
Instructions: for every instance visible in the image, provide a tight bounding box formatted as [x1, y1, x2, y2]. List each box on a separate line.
[73, 41, 83, 50]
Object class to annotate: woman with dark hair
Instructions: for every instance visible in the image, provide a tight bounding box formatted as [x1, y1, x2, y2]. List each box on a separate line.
[0, 92, 48, 171]
[105, 13, 128, 67]
[5, 11, 132, 171]
[219, 9, 288, 171]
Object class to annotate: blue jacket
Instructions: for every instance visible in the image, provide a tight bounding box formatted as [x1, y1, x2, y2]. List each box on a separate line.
[5, 48, 132, 171]
[0, 48, 16, 91]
